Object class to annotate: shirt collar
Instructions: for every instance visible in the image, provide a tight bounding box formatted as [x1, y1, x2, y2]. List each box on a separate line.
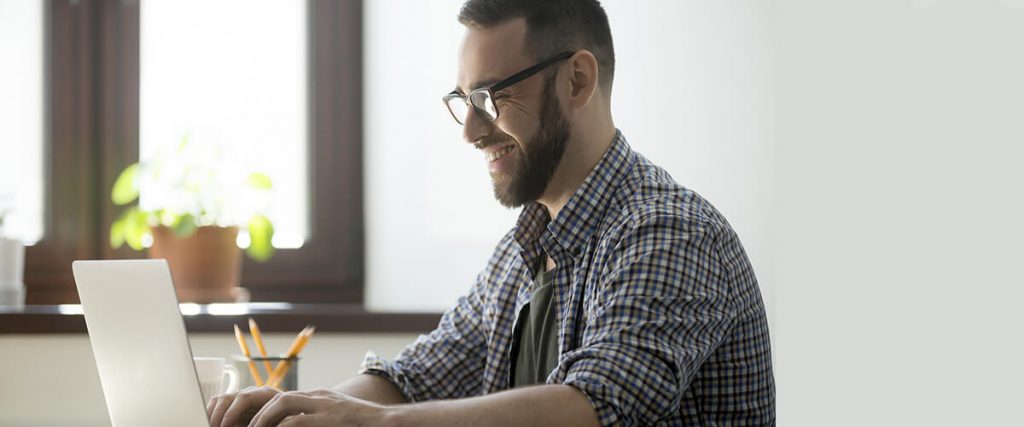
[513, 130, 634, 269]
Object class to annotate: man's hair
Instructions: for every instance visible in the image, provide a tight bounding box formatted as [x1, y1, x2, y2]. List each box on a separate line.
[458, 0, 615, 93]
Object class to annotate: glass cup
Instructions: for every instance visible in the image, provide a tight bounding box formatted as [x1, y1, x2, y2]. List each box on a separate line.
[233, 355, 300, 391]
[194, 356, 240, 403]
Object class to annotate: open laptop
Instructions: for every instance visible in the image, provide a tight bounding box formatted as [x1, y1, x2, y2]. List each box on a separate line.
[72, 259, 209, 427]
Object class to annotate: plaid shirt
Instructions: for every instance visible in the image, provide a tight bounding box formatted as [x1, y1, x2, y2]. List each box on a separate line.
[362, 131, 775, 426]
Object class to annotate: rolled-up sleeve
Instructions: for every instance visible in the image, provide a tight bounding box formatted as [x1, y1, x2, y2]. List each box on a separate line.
[360, 273, 489, 402]
[553, 214, 738, 426]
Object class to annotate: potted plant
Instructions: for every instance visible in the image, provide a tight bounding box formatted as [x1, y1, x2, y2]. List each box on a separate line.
[110, 135, 275, 303]
[0, 208, 26, 307]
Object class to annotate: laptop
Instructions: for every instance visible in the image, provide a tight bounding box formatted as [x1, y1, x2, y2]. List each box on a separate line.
[72, 259, 209, 427]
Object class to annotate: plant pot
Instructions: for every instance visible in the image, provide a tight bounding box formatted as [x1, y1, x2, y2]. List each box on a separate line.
[0, 237, 25, 307]
[148, 225, 245, 303]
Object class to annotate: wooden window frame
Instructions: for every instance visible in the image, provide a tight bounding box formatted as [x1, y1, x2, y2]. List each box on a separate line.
[25, 0, 365, 305]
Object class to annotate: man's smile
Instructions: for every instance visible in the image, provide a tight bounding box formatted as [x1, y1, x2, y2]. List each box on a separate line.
[484, 144, 516, 162]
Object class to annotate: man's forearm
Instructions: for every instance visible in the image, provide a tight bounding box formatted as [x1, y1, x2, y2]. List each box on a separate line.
[385, 384, 600, 427]
[332, 373, 410, 405]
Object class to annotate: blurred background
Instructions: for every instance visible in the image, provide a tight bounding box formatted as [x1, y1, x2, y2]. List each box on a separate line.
[1, 0, 1022, 425]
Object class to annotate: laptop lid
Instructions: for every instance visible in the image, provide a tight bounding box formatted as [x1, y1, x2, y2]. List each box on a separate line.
[72, 259, 208, 427]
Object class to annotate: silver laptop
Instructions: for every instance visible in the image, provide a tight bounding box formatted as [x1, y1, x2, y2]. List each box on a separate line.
[72, 259, 208, 427]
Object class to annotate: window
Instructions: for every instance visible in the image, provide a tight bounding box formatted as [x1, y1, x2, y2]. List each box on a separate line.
[0, 0, 45, 245]
[23, 0, 363, 305]
[140, 0, 308, 248]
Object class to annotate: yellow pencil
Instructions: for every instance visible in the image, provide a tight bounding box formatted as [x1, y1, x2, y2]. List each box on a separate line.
[248, 318, 274, 381]
[233, 324, 264, 386]
[266, 325, 315, 389]
[266, 325, 314, 388]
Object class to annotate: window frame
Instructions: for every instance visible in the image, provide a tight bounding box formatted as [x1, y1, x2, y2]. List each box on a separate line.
[25, 0, 365, 305]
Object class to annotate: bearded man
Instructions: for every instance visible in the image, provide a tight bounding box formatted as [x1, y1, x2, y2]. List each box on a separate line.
[209, 1, 775, 425]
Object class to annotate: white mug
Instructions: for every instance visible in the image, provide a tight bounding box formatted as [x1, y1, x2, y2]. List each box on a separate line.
[0, 237, 24, 286]
[194, 356, 240, 404]
[0, 238, 25, 307]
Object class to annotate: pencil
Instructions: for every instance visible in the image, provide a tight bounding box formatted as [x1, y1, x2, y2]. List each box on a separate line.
[233, 324, 264, 386]
[265, 325, 314, 388]
[266, 325, 315, 389]
[248, 318, 274, 381]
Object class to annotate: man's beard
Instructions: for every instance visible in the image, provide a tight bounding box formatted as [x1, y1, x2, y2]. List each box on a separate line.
[488, 76, 570, 208]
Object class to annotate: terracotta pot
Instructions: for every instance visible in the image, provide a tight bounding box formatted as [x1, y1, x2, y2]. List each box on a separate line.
[148, 225, 244, 303]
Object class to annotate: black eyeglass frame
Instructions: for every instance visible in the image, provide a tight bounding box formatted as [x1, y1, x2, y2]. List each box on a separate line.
[443, 51, 574, 125]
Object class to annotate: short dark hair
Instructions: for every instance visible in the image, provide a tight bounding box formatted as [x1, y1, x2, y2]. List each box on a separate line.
[458, 0, 615, 92]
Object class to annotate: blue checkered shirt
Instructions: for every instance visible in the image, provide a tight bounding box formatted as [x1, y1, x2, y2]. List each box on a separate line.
[362, 131, 775, 426]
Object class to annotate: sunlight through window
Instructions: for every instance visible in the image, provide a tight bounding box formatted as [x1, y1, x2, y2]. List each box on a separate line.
[140, 0, 308, 248]
[0, 0, 44, 245]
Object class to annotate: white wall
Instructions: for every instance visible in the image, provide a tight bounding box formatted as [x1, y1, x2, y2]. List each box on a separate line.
[363, 0, 514, 313]
[772, 0, 1024, 424]
[364, 1, 778, 335]
[602, 0, 776, 328]
[0, 333, 417, 426]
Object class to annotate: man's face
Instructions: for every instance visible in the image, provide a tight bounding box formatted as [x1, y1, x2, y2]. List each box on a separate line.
[456, 19, 570, 208]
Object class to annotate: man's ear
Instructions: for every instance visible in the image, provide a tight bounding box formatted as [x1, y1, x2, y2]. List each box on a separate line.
[565, 50, 600, 112]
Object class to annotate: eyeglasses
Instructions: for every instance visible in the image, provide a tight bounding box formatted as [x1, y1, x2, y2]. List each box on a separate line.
[443, 51, 573, 125]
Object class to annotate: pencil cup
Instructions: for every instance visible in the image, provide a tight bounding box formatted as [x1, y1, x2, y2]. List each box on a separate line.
[233, 355, 300, 391]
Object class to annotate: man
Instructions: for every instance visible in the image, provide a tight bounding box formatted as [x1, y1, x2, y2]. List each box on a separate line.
[208, 0, 775, 425]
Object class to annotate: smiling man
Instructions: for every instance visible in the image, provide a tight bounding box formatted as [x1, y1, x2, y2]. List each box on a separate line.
[208, 1, 775, 425]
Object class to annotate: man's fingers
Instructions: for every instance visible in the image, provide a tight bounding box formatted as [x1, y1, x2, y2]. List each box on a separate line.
[276, 413, 316, 427]
[248, 392, 291, 427]
[246, 392, 283, 427]
[208, 393, 236, 427]
[249, 393, 320, 427]
[215, 387, 275, 427]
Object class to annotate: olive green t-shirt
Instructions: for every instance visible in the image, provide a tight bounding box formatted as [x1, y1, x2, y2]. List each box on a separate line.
[510, 264, 559, 387]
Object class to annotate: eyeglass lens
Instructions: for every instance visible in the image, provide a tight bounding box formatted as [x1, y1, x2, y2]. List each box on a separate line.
[446, 96, 470, 125]
[470, 91, 497, 121]
[446, 91, 498, 125]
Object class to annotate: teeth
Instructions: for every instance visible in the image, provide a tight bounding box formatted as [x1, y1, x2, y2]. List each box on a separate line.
[485, 145, 515, 162]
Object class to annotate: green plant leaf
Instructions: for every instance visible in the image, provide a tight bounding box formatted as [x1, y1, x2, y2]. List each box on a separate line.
[110, 213, 128, 249]
[124, 209, 150, 251]
[247, 172, 273, 190]
[111, 163, 140, 205]
[171, 213, 197, 237]
[110, 207, 147, 251]
[246, 214, 275, 262]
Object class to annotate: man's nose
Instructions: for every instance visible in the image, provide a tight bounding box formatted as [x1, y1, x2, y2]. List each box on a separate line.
[462, 106, 491, 145]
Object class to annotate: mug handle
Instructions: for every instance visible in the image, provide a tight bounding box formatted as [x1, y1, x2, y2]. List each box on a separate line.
[222, 365, 240, 393]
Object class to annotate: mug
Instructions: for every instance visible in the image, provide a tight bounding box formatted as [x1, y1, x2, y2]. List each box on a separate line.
[232, 355, 300, 391]
[0, 237, 25, 307]
[194, 356, 240, 403]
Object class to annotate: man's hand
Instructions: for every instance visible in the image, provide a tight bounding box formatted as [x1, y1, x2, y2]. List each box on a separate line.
[247, 388, 388, 427]
[207, 383, 598, 427]
[207, 386, 280, 427]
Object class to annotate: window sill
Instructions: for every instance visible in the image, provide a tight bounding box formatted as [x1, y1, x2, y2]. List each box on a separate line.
[0, 304, 442, 334]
